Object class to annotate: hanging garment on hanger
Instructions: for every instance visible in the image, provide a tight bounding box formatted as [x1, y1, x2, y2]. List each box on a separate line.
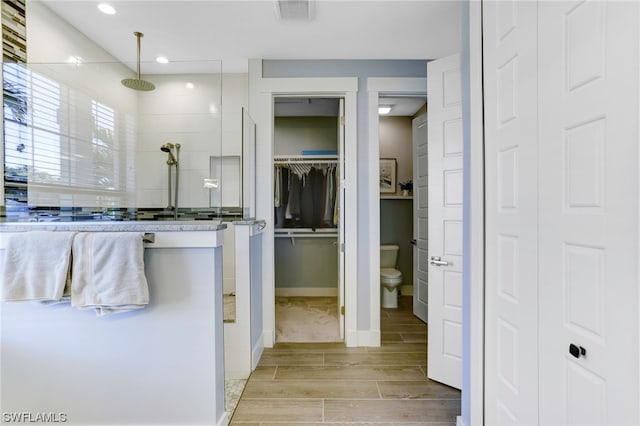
[333, 166, 339, 226]
[274, 167, 281, 208]
[324, 166, 336, 226]
[288, 172, 302, 224]
[300, 167, 324, 230]
[275, 167, 289, 228]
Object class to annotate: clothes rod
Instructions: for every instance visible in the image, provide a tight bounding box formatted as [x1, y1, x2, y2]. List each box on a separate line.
[274, 155, 338, 160]
[274, 233, 337, 238]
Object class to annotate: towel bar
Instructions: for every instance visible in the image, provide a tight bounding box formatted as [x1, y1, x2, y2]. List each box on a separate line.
[143, 233, 155, 243]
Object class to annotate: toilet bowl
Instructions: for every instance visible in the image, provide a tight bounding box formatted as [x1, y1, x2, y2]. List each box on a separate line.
[380, 244, 403, 309]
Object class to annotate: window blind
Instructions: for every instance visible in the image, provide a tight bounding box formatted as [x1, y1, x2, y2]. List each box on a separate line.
[3, 62, 136, 208]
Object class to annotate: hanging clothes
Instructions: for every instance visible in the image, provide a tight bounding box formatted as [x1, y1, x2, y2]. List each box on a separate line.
[274, 167, 289, 228]
[323, 166, 336, 226]
[274, 162, 338, 230]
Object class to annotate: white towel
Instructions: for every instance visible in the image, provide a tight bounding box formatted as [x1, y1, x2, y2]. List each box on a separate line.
[1, 231, 75, 302]
[71, 232, 149, 316]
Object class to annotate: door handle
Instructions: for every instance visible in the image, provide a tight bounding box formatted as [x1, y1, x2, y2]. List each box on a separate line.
[410, 239, 417, 246]
[569, 344, 586, 359]
[430, 256, 449, 266]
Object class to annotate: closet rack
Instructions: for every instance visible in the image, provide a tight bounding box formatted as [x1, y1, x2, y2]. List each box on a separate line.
[274, 154, 338, 165]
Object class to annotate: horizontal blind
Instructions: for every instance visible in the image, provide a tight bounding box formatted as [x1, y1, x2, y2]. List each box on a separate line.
[3, 62, 136, 208]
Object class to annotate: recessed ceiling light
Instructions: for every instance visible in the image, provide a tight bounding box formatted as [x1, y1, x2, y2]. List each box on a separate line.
[156, 56, 169, 64]
[185, 82, 195, 89]
[97, 3, 116, 15]
[378, 106, 392, 115]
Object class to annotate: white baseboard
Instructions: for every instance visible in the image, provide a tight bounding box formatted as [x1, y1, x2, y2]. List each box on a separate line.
[275, 287, 338, 297]
[345, 329, 381, 347]
[358, 329, 381, 347]
[263, 329, 275, 348]
[252, 336, 264, 370]
[217, 412, 229, 426]
[456, 415, 466, 426]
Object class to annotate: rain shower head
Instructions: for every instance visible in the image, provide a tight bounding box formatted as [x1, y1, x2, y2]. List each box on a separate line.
[121, 32, 155, 91]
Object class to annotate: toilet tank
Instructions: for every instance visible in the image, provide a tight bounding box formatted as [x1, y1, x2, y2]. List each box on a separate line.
[380, 244, 399, 268]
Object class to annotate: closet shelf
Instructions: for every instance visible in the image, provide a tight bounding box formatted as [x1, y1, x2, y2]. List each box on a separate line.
[275, 228, 338, 236]
[380, 195, 413, 200]
[275, 228, 338, 246]
[274, 154, 338, 164]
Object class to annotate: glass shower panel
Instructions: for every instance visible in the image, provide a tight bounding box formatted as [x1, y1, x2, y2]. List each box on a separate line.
[2, 59, 223, 221]
[242, 108, 256, 218]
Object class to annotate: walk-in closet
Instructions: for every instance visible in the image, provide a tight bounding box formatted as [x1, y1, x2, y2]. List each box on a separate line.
[273, 97, 345, 342]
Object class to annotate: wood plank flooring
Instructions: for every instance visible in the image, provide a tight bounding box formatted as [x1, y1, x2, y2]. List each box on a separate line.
[230, 296, 461, 424]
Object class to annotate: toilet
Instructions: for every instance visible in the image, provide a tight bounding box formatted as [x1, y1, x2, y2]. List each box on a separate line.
[380, 244, 403, 309]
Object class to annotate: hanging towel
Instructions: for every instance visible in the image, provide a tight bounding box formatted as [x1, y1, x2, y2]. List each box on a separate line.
[1, 231, 75, 302]
[71, 232, 149, 316]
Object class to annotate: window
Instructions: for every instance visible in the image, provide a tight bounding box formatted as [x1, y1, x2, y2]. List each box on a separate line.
[3, 62, 135, 212]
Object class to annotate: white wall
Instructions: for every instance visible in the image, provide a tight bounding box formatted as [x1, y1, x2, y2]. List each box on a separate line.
[221, 73, 248, 157]
[135, 73, 222, 208]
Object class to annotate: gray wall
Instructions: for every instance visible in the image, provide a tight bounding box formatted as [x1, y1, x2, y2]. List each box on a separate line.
[379, 116, 414, 188]
[264, 60, 428, 329]
[274, 117, 338, 155]
[275, 238, 338, 289]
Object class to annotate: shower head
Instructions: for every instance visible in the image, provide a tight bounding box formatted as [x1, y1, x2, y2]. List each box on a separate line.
[121, 32, 155, 92]
[161, 143, 177, 165]
[160, 142, 175, 153]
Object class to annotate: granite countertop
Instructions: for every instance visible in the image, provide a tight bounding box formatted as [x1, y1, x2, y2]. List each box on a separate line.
[233, 219, 266, 226]
[0, 220, 227, 233]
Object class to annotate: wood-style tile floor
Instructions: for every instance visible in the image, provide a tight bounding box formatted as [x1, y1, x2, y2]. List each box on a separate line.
[230, 296, 461, 424]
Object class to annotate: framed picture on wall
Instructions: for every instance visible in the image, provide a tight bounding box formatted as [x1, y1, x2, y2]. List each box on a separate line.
[379, 158, 397, 194]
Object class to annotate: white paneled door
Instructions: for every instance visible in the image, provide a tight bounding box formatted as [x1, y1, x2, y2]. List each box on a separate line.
[483, 1, 640, 424]
[427, 54, 463, 390]
[412, 113, 428, 323]
[482, 0, 540, 423]
[538, 2, 639, 424]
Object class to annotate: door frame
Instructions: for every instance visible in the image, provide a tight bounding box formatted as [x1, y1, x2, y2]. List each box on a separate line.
[367, 10, 484, 418]
[249, 60, 359, 347]
[367, 77, 427, 345]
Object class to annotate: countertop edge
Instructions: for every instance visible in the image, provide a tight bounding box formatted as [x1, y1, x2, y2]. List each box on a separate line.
[0, 221, 227, 233]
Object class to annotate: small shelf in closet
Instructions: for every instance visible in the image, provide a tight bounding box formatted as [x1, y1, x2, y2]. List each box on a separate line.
[275, 228, 338, 246]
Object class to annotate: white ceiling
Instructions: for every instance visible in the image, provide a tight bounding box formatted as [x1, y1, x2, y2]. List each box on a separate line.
[39, 0, 462, 74]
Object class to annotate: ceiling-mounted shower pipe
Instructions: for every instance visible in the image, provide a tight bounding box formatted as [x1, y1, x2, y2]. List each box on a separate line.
[160, 142, 180, 219]
[121, 31, 155, 91]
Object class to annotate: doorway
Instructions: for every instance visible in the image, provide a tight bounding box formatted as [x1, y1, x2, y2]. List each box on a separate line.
[369, 60, 464, 392]
[378, 95, 427, 322]
[272, 96, 346, 343]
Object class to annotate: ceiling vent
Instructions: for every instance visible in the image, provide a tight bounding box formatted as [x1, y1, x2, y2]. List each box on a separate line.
[274, 0, 314, 20]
